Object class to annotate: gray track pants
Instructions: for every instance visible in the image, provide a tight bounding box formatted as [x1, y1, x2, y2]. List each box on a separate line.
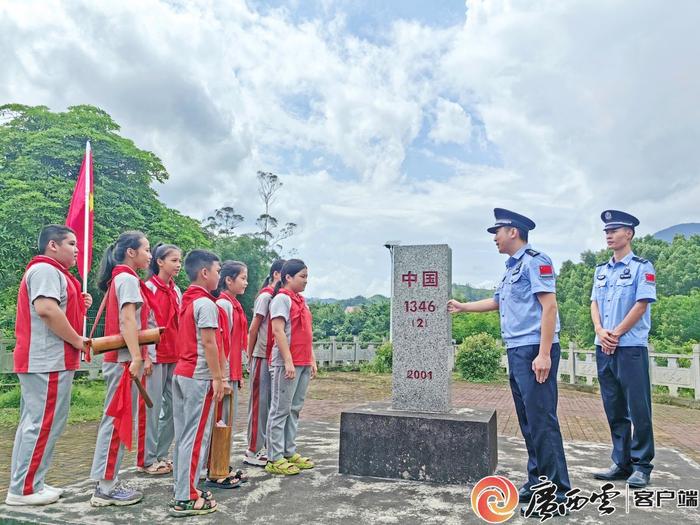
[246, 357, 271, 454]
[266, 365, 311, 462]
[90, 362, 138, 483]
[9, 371, 74, 496]
[136, 362, 176, 467]
[172, 375, 213, 501]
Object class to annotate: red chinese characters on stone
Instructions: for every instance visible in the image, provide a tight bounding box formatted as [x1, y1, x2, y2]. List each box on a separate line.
[402, 271, 418, 287]
[422, 271, 438, 287]
[401, 270, 438, 288]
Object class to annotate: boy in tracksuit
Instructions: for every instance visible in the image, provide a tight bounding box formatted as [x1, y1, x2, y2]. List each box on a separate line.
[170, 250, 226, 517]
[7, 225, 91, 506]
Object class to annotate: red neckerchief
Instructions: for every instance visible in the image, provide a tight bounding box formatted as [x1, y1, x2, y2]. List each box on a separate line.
[178, 285, 228, 365]
[258, 286, 275, 359]
[14, 256, 86, 371]
[103, 265, 158, 363]
[106, 364, 134, 449]
[219, 291, 248, 380]
[147, 274, 180, 362]
[276, 288, 313, 364]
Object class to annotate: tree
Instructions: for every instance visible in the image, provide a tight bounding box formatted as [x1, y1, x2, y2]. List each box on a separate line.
[204, 206, 244, 237]
[0, 104, 210, 335]
[254, 171, 297, 252]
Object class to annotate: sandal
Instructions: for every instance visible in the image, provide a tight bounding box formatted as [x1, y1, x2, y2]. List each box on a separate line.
[285, 452, 315, 470]
[228, 467, 249, 484]
[264, 458, 300, 475]
[168, 496, 217, 517]
[204, 474, 241, 489]
[141, 461, 172, 475]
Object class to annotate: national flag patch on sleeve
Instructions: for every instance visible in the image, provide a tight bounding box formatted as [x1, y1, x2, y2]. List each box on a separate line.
[645, 273, 656, 284]
[539, 264, 554, 277]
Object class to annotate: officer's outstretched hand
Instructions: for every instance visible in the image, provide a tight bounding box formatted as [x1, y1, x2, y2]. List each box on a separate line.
[532, 353, 551, 383]
[447, 299, 465, 314]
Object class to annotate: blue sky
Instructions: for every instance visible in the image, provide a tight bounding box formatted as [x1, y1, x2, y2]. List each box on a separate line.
[1, 0, 698, 297]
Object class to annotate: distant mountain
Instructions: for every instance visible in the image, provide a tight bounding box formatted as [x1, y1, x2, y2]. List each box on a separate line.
[653, 223, 700, 242]
[308, 284, 493, 306]
[307, 294, 388, 307]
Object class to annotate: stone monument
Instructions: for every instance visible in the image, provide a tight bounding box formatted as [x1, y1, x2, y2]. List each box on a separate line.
[338, 244, 498, 484]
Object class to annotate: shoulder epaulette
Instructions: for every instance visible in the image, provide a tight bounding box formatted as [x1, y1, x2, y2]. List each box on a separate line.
[525, 248, 540, 257]
[631, 256, 648, 264]
[596, 261, 607, 267]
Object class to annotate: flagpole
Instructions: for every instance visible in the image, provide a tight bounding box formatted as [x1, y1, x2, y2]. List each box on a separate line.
[82, 141, 91, 338]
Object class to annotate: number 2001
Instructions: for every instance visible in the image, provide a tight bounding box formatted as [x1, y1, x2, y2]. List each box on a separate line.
[406, 370, 433, 380]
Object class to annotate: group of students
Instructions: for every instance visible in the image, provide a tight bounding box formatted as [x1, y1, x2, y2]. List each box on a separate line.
[7, 226, 317, 517]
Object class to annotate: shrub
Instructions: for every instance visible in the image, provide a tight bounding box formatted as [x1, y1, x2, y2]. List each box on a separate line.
[455, 333, 503, 382]
[362, 341, 393, 373]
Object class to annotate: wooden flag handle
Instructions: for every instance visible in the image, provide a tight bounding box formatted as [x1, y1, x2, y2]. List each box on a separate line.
[132, 375, 153, 408]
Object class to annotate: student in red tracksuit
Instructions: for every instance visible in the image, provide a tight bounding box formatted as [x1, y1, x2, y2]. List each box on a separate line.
[170, 249, 227, 517]
[137, 242, 182, 475]
[7, 225, 91, 506]
[90, 231, 156, 507]
[206, 260, 250, 488]
[265, 259, 317, 475]
[244, 259, 285, 467]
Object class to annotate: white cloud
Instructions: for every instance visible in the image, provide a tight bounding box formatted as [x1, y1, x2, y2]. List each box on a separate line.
[1, 0, 698, 297]
[429, 98, 473, 144]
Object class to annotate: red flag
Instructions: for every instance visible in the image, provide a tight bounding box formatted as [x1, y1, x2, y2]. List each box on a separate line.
[65, 141, 94, 283]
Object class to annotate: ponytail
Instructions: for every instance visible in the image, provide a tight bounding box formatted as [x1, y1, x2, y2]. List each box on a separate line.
[149, 242, 181, 276]
[97, 243, 117, 292]
[273, 259, 307, 296]
[263, 259, 286, 288]
[96, 231, 147, 291]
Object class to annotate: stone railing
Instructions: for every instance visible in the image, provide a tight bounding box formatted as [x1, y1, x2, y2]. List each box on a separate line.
[497, 342, 700, 400]
[2, 337, 698, 399]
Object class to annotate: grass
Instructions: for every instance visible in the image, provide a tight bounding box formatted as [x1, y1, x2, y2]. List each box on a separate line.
[0, 380, 106, 428]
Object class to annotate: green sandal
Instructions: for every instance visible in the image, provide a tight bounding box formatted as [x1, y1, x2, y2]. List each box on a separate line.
[168, 497, 217, 517]
[285, 453, 315, 469]
[264, 458, 300, 475]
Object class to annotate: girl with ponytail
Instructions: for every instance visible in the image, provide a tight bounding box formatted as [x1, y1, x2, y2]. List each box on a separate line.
[90, 231, 155, 507]
[206, 260, 249, 487]
[243, 259, 285, 467]
[136, 243, 183, 475]
[265, 259, 316, 475]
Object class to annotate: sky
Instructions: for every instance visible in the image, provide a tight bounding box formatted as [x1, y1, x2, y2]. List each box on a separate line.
[1, 0, 698, 298]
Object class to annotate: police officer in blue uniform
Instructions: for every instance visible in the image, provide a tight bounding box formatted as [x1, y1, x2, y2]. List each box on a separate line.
[448, 208, 571, 512]
[591, 210, 656, 488]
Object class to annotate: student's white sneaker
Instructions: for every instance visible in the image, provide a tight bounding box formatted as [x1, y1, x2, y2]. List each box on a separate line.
[5, 489, 60, 506]
[44, 484, 64, 497]
[243, 449, 268, 467]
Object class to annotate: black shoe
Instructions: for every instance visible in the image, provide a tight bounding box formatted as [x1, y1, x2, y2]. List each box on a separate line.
[518, 486, 533, 503]
[626, 471, 650, 488]
[593, 464, 631, 481]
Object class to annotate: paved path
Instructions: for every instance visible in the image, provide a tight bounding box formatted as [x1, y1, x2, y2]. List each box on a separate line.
[0, 372, 698, 502]
[1, 421, 699, 524]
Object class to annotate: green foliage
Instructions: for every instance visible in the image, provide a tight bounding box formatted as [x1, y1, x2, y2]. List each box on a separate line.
[455, 333, 503, 382]
[310, 300, 390, 342]
[361, 341, 393, 373]
[0, 104, 209, 335]
[452, 311, 501, 343]
[556, 234, 700, 351]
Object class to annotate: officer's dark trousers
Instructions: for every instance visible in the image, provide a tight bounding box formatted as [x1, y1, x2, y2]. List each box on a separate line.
[596, 346, 654, 475]
[507, 343, 571, 496]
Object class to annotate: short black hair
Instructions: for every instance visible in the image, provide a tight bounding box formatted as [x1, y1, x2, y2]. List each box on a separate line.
[508, 226, 528, 242]
[184, 249, 220, 281]
[38, 225, 75, 254]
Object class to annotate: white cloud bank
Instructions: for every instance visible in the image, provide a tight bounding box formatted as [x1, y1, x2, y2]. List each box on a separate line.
[1, 0, 698, 297]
